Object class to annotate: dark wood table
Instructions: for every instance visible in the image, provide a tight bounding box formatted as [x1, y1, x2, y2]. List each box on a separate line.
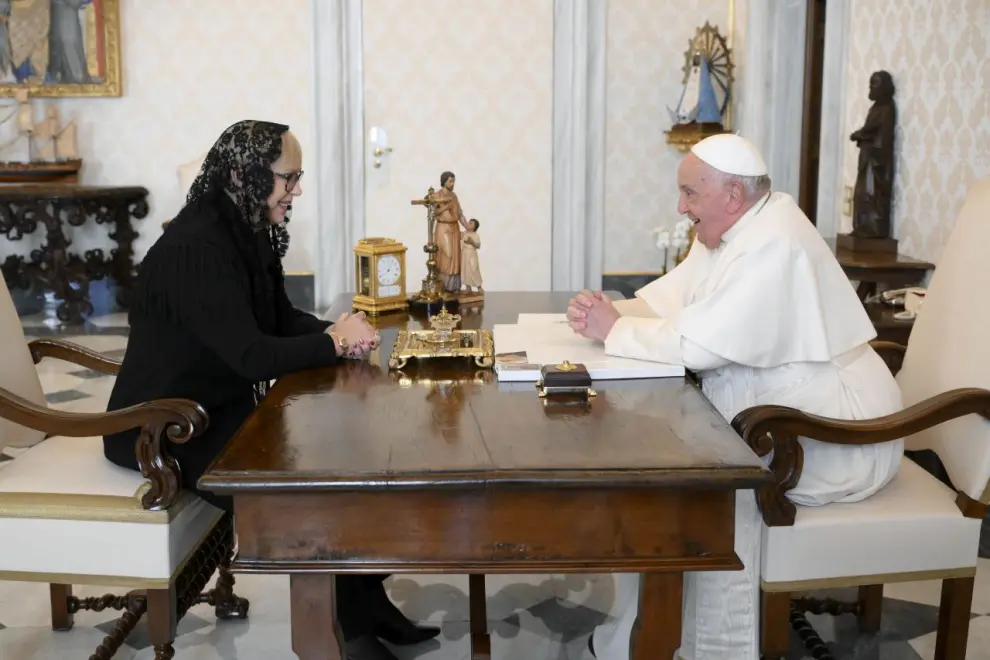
[0, 184, 149, 323]
[199, 292, 771, 660]
[827, 238, 934, 301]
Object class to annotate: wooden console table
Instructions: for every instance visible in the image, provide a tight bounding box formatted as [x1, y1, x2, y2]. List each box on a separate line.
[0, 185, 149, 323]
[827, 238, 934, 301]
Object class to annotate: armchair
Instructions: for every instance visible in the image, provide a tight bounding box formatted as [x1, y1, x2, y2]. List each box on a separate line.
[0, 280, 248, 659]
[732, 177, 990, 660]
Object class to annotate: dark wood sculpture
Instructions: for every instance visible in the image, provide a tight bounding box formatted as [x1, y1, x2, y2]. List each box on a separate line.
[731, 340, 990, 660]
[0, 339, 249, 660]
[0, 185, 149, 324]
[837, 71, 898, 254]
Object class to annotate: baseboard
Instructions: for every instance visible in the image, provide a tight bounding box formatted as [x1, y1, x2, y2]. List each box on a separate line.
[601, 273, 662, 300]
[8, 273, 318, 319]
[284, 273, 315, 312]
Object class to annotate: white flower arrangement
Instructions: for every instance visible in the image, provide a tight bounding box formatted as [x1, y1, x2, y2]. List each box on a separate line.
[652, 218, 695, 273]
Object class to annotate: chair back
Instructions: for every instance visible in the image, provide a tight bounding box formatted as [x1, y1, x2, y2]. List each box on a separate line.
[897, 176, 990, 501]
[0, 282, 47, 454]
[177, 153, 207, 200]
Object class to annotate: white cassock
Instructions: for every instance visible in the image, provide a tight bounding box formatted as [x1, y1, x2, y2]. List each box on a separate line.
[590, 191, 904, 660]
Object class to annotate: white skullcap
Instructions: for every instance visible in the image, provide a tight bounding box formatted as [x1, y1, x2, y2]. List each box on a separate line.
[690, 133, 768, 177]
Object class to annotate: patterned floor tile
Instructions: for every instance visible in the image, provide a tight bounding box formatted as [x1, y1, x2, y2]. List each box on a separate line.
[68, 368, 115, 380]
[44, 389, 93, 405]
[94, 611, 213, 651]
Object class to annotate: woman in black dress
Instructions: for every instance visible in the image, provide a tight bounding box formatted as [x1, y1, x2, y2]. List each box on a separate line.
[104, 120, 438, 659]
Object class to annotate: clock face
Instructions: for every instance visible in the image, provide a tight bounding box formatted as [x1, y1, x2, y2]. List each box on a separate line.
[377, 254, 402, 286]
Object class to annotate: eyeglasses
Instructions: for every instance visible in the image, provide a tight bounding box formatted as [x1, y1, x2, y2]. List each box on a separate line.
[275, 170, 304, 189]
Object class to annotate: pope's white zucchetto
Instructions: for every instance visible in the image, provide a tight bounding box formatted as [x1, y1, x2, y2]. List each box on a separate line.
[690, 133, 768, 177]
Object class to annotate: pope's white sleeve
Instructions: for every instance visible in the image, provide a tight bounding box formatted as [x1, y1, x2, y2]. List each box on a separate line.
[603, 316, 731, 371]
[611, 297, 657, 318]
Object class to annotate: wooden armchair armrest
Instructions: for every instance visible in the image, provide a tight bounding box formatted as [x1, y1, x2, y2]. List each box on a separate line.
[869, 340, 907, 376]
[0, 385, 207, 511]
[29, 338, 121, 376]
[731, 388, 990, 527]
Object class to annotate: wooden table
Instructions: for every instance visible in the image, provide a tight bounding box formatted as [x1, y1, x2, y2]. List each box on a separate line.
[0, 185, 149, 323]
[827, 238, 934, 301]
[199, 292, 771, 660]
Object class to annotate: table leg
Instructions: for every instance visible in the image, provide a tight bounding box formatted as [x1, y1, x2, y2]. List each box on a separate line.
[632, 572, 683, 660]
[290, 574, 342, 660]
[469, 574, 491, 659]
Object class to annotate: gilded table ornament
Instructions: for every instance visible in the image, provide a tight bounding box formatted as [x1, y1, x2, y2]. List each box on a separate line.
[388, 305, 495, 370]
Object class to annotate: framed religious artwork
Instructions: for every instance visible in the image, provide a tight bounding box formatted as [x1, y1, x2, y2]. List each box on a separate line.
[0, 0, 122, 98]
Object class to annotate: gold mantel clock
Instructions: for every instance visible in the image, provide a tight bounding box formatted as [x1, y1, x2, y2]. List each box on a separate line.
[352, 237, 409, 315]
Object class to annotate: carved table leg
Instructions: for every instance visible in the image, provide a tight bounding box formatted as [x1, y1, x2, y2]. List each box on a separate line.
[632, 572, 683, 660]
[290, 573, 342, 660]
[469, 574, 490, 659]
[108, 197, 146, 308]
[41, 200, 92, 324]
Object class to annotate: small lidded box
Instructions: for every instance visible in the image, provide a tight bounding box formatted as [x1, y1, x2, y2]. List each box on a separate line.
[536, 361, 596, 400]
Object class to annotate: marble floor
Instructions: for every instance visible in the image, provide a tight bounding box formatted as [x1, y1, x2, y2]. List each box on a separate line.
[2, 312, 990, 659]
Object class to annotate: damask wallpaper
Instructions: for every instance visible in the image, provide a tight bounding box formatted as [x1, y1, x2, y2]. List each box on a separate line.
[0, 0, 319, 273]
[604, 0, 731, 273]
[841, 0, 989, 265]
[362, 0, 554, 292]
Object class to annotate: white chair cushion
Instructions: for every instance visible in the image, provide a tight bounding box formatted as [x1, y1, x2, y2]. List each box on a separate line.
[762, 458, 981, 588]
[0, 279, 47, 455]
[0, 436, 223, 584]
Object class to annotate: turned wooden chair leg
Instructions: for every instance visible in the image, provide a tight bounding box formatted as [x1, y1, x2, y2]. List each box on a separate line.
[857, 584, 883, 633]
[147, 586, 178, 660]
[760, 590, 791, 660]
[935, 576, 975, 660]
[49, 583, 74, 631]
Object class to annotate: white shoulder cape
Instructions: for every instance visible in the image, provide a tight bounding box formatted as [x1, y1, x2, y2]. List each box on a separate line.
[634, 193, 876, 368]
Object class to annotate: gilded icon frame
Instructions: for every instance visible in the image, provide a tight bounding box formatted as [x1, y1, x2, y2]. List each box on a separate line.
[0, 0, 121, 98]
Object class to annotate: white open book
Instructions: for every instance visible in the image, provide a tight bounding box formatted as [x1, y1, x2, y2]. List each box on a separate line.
[493, 313, 684, 382]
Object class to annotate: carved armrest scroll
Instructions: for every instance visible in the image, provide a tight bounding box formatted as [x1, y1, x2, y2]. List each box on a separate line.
[0, 386, 207, 511]
[29, 338, 121, 376]
[731, 388, 990, 527]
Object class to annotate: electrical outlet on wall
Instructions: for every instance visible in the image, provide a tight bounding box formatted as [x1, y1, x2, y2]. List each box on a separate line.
[842, 185, 853, 216]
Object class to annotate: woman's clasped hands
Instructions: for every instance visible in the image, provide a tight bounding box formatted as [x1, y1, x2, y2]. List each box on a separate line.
[328, 311, 381, 359]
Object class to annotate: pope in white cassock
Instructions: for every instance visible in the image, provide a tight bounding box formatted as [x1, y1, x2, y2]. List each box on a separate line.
[567, 134, 905, 660]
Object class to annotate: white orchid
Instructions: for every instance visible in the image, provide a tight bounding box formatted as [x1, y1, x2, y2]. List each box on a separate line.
[652, 227, 671, 249]
[673, 217, 694, 237]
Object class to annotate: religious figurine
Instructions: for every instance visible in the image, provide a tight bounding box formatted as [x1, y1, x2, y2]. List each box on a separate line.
[849, 71, 897, 241]
[663, 22, 735, 153]
[428, 171, 471, 293]
[460, 218, 483, 296]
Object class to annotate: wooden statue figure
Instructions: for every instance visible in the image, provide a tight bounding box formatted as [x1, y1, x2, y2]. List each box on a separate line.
[429, 171, 471, 293]
[461, 218, 483, 295]
[849, 71, 896, 239]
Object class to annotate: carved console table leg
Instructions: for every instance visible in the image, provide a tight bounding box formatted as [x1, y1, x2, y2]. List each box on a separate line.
[106, 196, 146, 308]
[0, 186, 149, 322]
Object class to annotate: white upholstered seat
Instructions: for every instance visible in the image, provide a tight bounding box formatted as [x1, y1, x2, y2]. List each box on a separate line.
[747, 176, 990, 659]
[762, 459, 981, 587]
[0, 436, 222, 584]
